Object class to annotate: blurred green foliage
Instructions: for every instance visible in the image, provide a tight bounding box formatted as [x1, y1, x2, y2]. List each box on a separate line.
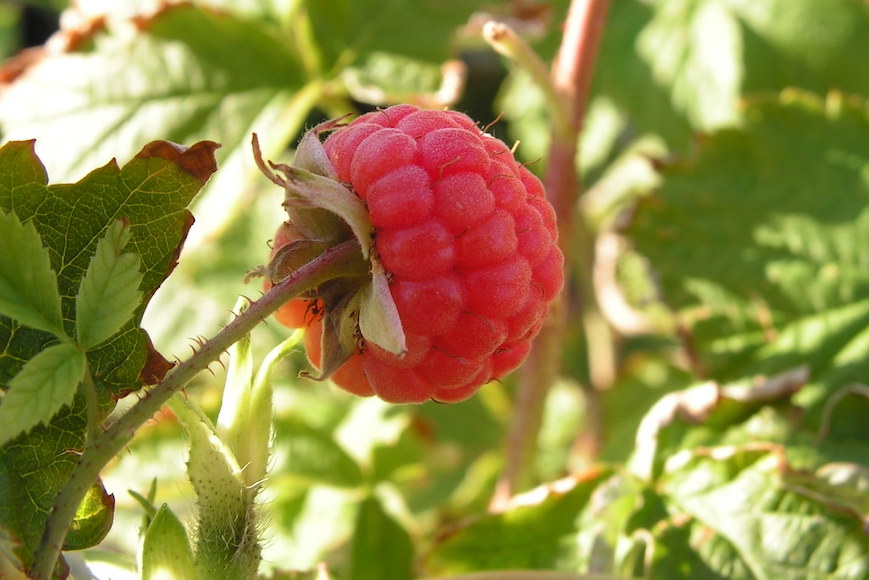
[2, 0, 869, 578]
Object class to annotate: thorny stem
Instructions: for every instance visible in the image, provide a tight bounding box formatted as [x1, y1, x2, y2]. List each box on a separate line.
[29, 239, 361, 580]
[491, 0, 611, 507]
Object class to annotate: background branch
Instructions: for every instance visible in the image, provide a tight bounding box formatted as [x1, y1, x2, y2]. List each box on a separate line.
[492, 0, 612, 509]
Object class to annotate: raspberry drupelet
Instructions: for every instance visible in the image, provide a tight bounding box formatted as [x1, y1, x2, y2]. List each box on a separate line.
[271, 104, 563, 403]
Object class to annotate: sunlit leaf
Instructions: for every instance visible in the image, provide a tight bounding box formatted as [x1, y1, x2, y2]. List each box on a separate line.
[0, 139, 217, 567]
[63, 479, 114, 551]
[0, 210, 64, 338]
[0, 342, 85, 447]
[75, 219, 143, 350]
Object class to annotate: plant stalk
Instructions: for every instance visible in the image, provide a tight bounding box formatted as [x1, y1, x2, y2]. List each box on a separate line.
[493, 0, 611, 507]
[29, 239, 361, 579]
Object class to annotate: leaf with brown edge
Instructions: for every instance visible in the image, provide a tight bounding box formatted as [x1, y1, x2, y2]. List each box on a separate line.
[138, 140, 220, 185]
[0, 139, 216, 569]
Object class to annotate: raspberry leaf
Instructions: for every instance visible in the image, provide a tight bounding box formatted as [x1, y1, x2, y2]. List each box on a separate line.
[0, 3, 310, 247]
[425, 469, 616, 574]
[75, 220, 144, 351]
[0, 210, 65, 339]
[628, 91, 869, 419]
[656, 447, 869, 577]
[0, 342, 86, 447]
[274, 416, 364, 489]
[304, 0, 487, 67]
[0, 139, 217, 568]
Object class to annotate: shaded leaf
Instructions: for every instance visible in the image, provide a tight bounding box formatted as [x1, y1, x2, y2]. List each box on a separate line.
[424, 470, 613, 575]
[628, 91, 869, 414]
[274, 415, 364, 488]
[304, 0, 486, 69]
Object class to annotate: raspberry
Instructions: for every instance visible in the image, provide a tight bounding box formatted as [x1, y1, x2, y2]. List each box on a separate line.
[270, 105, 563, 403]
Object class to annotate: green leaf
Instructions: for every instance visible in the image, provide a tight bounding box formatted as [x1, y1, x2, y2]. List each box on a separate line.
[627, 368, 809, 481]
[76, 219, 144, 350]
[303, 0, 486, 69]
[0, 139, 217, 568]
[656, 447, 869, 578]
[342, 51, 447, 106]
[0, 342, 86, 447]
[63, 479, 115, 551]
[0, 3, 315, 246]
[424, 469, 613, 575]
[347, 494, 415, 580]
[637, 0, 743, 131]
[140, 504, 198, 580]
[274, 415, 364, 488]
[628, 91, 869, 410]
[0, 210, 65, 338]
[734, 0, 869, 98]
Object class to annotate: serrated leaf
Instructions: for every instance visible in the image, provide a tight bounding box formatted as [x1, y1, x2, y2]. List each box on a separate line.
[0, 139, 217, 568]
[140, 504, 198, 580]
[0, 342, 85, 447]
[76, 220, 144, 350]
[0, 210, 65, 338]
[628, 91, 869, 412]
[347, 495, 414, 580]
[657, 447, 869, 578]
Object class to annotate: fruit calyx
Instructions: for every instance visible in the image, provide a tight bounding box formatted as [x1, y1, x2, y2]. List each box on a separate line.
[252, 130, 407, 381]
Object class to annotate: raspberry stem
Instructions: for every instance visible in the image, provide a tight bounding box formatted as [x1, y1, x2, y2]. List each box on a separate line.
[30, 239, 362, 580]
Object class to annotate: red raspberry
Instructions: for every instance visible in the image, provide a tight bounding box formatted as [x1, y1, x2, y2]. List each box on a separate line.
[275, 104, 563, 403]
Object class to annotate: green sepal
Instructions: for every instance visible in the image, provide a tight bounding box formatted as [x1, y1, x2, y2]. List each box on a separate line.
[139, 504, 198, 580]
